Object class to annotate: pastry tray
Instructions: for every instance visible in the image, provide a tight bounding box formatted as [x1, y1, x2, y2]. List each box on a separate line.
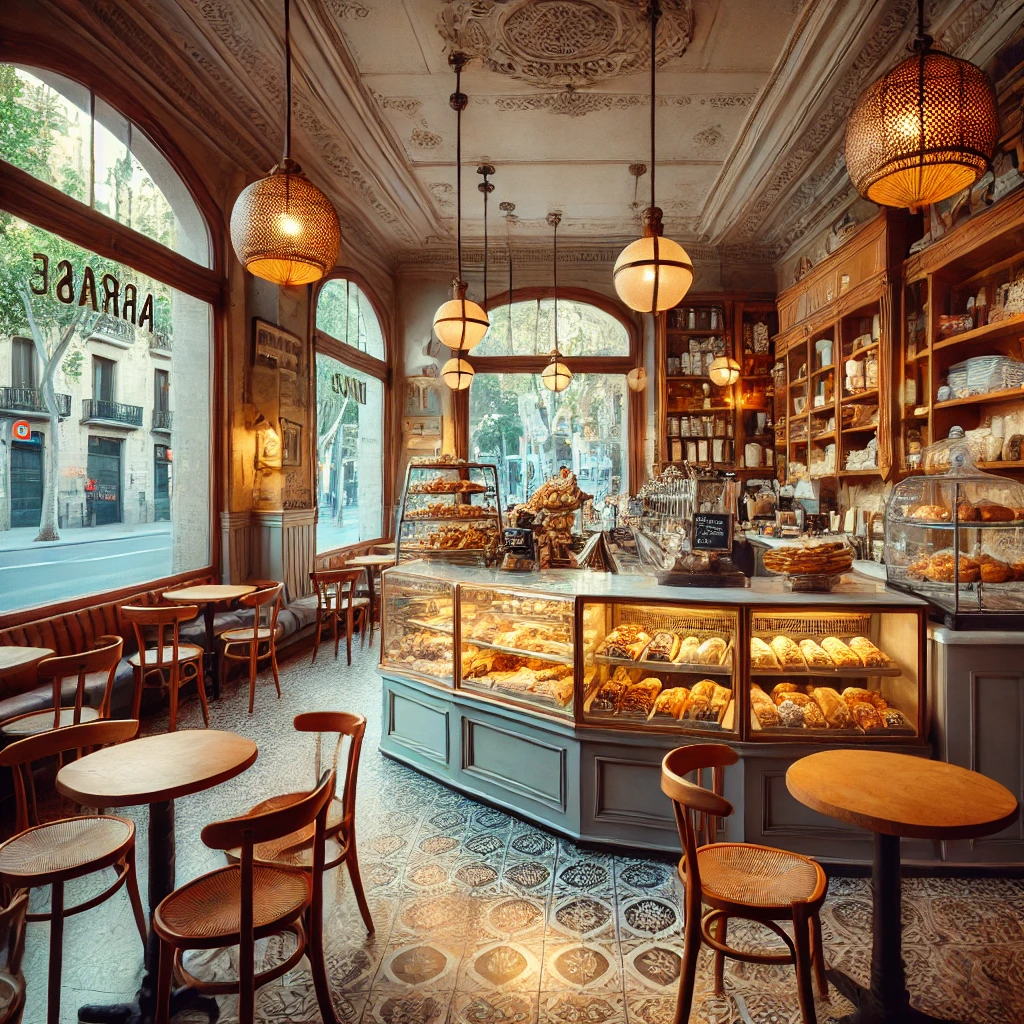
[402, 514, 500, 523]
[462, 636, 573, 666]
[463, 677, 572, 709]
[750, 664, 902, 677]
[407, 618, 454, 635]
[593, 653, 733, 676]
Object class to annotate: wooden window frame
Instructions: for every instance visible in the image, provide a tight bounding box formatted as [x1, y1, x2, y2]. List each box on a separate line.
[460, 286, 645, 492]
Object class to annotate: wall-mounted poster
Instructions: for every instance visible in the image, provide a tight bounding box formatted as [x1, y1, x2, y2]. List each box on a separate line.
[406, 375, 443, 417]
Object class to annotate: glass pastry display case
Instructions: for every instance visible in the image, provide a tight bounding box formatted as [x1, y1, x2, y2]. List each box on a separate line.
[581, 602, 739, 733]
[380, 572, 456, 685]
[395, 460, 503, 566]
[747, 608, 920, 739]
[884, 430, 1024, 627]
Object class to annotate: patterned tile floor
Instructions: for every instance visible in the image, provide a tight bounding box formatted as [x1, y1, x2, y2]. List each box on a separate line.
[15, 640, 1024, 1024]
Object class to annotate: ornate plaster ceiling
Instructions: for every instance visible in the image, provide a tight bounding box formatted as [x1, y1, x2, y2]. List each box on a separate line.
[9, 0, 1021, 278]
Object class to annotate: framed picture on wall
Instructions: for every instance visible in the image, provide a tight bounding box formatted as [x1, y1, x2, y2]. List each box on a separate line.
[405, 375, 443, 417]
[281, 418, 303, 466]
[253, 318, 303, 372]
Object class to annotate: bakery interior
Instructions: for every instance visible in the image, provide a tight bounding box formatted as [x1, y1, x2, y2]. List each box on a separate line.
[3, 1, 1024, 1022]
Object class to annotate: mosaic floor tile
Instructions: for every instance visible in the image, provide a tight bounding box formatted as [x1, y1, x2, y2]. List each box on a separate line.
[450, 990, 539, 1024]
[538, 989, 626, 1023]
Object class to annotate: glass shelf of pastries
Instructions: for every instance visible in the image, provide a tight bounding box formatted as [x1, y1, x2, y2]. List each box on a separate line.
[380, 572, 457, 686]
[396, 459, 503, 567]
[747, 609, 920, 739]
[884, 429, 1024, 624]
[458, 585, 600, 717]
[581, 602, 739, 733]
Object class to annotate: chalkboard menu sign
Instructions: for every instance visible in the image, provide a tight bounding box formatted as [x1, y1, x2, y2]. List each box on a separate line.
[690, 512, 733, 552]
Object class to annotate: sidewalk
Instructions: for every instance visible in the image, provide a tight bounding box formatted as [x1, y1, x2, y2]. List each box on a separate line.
[0, 520, 172, 552]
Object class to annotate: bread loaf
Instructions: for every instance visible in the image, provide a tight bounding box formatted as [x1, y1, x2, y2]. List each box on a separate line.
[848, 636, 891, 668]
[751, 637, 780, 669]
[821, 637, 860, 667]
[776, 699, 805, 728]
[841, 686, 887, 711]
[652, 686, 690, 719]
[977, 501, 1016, 522]
[645, 631, 681, 663]
[810, 686, 852, 728]
[696, 637, 727, 665]
[598, 625, 651, 660]
[749, 685, 780, 728]
[591, 677, 628, 712]
[798, 639, 832, 667]
[851, 701, 884, 731]
[619, 678, 662, 716]
[770, 635, 807, 670]
[689, 679, 718, 702]
[1002, 434, 1024, 463]
[771, 682, 800, 704]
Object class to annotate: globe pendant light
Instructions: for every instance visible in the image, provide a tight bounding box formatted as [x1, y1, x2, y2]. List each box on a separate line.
[542, 212, 572, 393]
[613, 0, 693, 314]
[627, 366, 648, 392]
[435, 53, 489, 363]
[441, 357, 475, 390]
[844, 0, 998, 212]
[708, 356, 741, 387]
[229, 0, 341, 286]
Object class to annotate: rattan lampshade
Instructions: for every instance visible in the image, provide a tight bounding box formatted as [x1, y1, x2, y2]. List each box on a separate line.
[434, 281, 490, 352]
[441, 357, 475, 390]
[845, 46, 997, 212]
[230, 163, 341, 286]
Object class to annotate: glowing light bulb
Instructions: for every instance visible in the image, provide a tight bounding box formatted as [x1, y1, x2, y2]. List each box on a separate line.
[280, 213, 302, 237]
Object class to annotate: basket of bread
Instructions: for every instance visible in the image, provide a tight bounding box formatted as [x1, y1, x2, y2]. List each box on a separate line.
[761, 540, 854, 592]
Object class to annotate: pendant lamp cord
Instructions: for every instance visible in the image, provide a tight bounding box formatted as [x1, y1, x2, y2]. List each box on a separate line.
[649, 0, 658, 211]
[455, 59, 464, 282]
[552, 214, 559, 356]
[501, 201, 516, 355]
[283, 0, 292, 163]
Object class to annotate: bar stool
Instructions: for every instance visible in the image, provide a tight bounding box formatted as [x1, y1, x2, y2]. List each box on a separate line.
[0, 636, 122, 740]
[0, 720, 147, 1024]
[219, 583, 285, 714]
[661, 743, 828, 1024]
[121, 603, 207, 731]
[309, 569, 369, 666]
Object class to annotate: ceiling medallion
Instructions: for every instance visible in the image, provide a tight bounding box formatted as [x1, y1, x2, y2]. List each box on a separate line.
[437, 0, 693, 89]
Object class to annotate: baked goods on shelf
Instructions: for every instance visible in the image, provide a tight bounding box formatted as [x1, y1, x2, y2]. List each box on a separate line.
[406, 502, 496, 520]
[420, 522, 498, 551]
[684, 681, 731, 724]
[652, 687, 690, 720]
[770, 682, 799, 703]
[908, 503, 951, 522]
[384, 629, 453, 679]
[696, 637, 727, 665]
[798, 638, 832, 667]
[975, 500, 1016, 522]
[841, 687, 887, 711]
[820, 636, 861, 667]
[850, 702, 884, 731]
[408, 477, 487, 494]
[645, 631, 681, 663]
[749, 685, 780, 728]
[978, 554, 1012, 583]
[597, 625, 651, 660]
[751, 637, 780, 669]
[921, 551, 980, 583]
[770, 635, 807, 670]
[809, 686, 852, 728]
[590, 675, 630, 712]
[848, 636, 892, 668]
[762, 541, 853, 576]
[619, 678, 663, 716]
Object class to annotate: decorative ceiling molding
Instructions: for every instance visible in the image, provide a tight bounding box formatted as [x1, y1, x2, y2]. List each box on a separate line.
[436, 0, 693, 89]
[396, 240, 724, 269]
[473, 91, 755, 117]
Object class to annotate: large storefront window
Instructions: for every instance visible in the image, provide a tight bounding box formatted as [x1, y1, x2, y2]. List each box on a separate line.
[314, 278, 386, 551]
[477, 297, 630, 357]
[469, 372, 627, 507]
[0, 64, 211, 267]
[0, 217, 212, 612]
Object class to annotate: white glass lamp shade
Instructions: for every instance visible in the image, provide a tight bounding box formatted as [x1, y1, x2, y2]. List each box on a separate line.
[230, 167, 341, 286]
[708, 357, 741, 387]
[541, 357, 572, 393]
[614, 233, 694, 314]
[442, 357, 475, 390]
[626, 367, 648, 392]
[433, 294, 489, 352]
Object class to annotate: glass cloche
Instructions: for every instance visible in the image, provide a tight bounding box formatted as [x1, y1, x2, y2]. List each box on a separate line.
[884, 428, 1024, 627]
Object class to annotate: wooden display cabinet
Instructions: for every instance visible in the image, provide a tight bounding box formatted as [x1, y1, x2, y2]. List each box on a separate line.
[656, 293, 776, 473]
[899, 189, 1024, 476]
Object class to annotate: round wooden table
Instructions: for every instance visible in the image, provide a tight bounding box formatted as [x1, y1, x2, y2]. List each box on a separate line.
[346, 554, 395, 631]
[58, 729, 258, 1024]
[0, 645, 53, 676]
[787, 750, 1019, 1024]
[163, 585, 255, 699]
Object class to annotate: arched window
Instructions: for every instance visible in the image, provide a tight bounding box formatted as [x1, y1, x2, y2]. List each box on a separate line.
[0, 64, 211, 266]
[314, 276, 387, 551]
[467, 292, 639, 507]
[0, 64, 215, 614]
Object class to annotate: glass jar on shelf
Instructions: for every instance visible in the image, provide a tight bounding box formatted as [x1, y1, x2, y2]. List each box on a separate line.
[380, 571, 456, 685]
[747, 608, 920, 739]
[580, 601, 739, 733]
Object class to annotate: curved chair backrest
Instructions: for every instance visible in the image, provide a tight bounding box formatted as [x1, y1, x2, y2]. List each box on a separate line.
[240, 583, 284, 637]
[661, 743, 737, 906]
[36, 634, 123, 727]
[293, 711, 366, 834]
[309, 569, 364, 613]
[120, 603, 198, 670]
[0, 718, 139, 832]
[0, 889, 27, 1024]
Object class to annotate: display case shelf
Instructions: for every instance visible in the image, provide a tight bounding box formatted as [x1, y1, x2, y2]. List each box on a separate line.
[465, 636, 573, 666]
[750, 665, 902, 678]
[932, 314, 1024, 352]
[593, 653, 733, 676]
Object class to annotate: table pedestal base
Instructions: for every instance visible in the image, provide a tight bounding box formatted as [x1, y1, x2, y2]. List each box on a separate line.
[77, 799, 218, 1024]
[826, 833, 961, 1024]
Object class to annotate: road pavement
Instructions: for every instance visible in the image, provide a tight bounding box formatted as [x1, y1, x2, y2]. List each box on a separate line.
[0, 525, 173, 612]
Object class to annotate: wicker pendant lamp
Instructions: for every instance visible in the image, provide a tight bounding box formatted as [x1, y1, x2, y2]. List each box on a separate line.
[435, 53, 489, 363]
[542, 212, 571, 393]
[844, 0, 998, 212]
[229, 0, 341, 286]
[613, 0, 693, 314]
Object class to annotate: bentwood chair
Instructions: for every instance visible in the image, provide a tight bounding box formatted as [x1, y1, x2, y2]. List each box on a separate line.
[219, 583, 285, 714]
[0, 636, 123, 740]
[0, 720, 146, 1024]
[309, 569, 369, 666]
[228, 712, 373, 935]
[0, 890, 28, 1024]
[121, 603, 207, 732]
[661, 744, 828, 1024]
[152, 771, 340, 1024]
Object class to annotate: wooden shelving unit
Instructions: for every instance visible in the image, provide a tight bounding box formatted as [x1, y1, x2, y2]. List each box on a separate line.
[899, 188, 1024, 477]
[656, 294, 776, 473]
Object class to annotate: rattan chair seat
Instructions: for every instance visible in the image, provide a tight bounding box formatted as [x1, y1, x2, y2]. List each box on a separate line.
[0, 816, 134, 882]
[696, 842, 823, 909]
[244, 793, 346, 863]
[221, 627, 274, 643]
[128, 644, 203, 668]
[0, 706, 99, 738]
[155, 864, 308, 943]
